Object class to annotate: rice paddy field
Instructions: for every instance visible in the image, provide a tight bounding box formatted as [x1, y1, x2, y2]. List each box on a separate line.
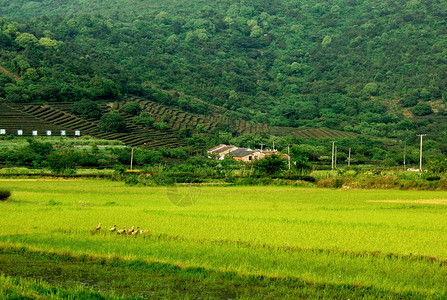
[1, 179, 447, 298]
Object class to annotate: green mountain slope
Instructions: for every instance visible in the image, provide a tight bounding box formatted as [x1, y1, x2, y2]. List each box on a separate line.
[0, 0, 447, 142]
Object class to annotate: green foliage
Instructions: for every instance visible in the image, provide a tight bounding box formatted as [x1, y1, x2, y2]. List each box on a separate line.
[0, 273, 111, 299]
[15, 32, 37, 48]
[254, 154, 287, 175]
[400, 97, 418, 108]
[0, 0, 446, 139]
[0, 189, 11, 201]
[411, 103, 433, 116]
[426, 157, 447, 175]
[134, 112, 155, 127]
[47, 150, 76, 173]
[99, 111, 126, 133]
[289, 145, 311, 172]
[122, 101, 141, 115]
[72, 99, 102, 119]
[363, 83, 379, 96]
[153, 121, 167, 130]
[27, 139, 53, 157]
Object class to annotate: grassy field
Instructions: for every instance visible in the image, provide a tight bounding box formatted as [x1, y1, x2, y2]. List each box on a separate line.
[1, 179, 447, 298]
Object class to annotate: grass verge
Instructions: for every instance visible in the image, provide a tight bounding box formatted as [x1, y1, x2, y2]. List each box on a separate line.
[0, 245, 434, 299]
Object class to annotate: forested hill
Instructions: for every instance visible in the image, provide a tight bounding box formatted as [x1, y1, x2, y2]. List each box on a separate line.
[1, 0, 447, 141]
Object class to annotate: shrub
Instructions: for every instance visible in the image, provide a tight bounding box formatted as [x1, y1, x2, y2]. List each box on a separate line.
[134, 112, 154, 127]
[276, 174, 316, 182]
[99, 111, 127, 133]
[426, 176, 441, 181]
[153, 122, 167, 130]
[400, 97, 418, 108]
[122, 101, 141, 115]
[316, 177, 343, 188]
[411, 103, 432, 116]
[72, 99, 102, 119]
[47, 150, 77, 174]
[334, 178, 343, 188]
[253, 154, 287, 175]
[0, 189, 11, 201]
[363, 82, 379, 96]
[124, 175, 140, 186]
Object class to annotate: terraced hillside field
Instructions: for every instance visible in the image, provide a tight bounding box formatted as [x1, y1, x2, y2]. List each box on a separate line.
[119, 96, 269, 134]
[1, 103, 185, 149]
[0, 103, 64, 136]
[1, 100, 358, 148]
[119, 97, 357, 139]
[270, 127, 357, 139]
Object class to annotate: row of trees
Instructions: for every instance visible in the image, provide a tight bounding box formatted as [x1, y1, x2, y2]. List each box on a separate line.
[2, 135, 447, 179]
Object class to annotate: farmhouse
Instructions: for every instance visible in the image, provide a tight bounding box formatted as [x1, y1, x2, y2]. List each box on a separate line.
[229, 148, 263, 162]
[207, 144, 289, 162]
[207, 144, 239, 160]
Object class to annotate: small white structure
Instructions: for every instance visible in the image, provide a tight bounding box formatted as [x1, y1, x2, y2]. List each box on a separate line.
[0, 129, 5, 135]
[75, 130, 81, 136]
[46, 130, 52, 136]
[32, 130, 38, 136]
[61, 130, 66, 136]
[17, 130, 23, 136]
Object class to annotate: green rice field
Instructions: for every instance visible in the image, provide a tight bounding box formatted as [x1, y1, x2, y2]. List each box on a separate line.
[1, 179, 447, 298]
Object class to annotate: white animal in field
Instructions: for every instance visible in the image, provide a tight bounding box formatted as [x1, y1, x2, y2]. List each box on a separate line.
[109, 224, 117, 233]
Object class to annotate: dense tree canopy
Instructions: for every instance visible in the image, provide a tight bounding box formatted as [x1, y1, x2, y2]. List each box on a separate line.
[0, 0, 447, 142]
[99, 111, 126, 133]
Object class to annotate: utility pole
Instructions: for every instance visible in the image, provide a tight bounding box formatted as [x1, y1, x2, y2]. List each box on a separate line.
[130, 147, 134, 171]
[416, 134, 426, 175]
[331, 141, 335, 174]
[348, 148, 351, 167]
[260, 143, 265, 152]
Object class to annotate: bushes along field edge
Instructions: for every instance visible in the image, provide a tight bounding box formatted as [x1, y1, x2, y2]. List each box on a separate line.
[0, 189, 11, 201]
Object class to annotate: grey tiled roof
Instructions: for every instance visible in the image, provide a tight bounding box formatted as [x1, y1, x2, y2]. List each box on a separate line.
[230, 148, 255, 157]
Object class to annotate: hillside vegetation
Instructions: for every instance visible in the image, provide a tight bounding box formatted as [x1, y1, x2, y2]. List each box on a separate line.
[0, 0, 446, 143]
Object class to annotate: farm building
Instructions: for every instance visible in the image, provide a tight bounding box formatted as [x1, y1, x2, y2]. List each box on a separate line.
[207, 144, 239, 160]
[207, 144, 289, 162]
[229, 148, 263, 162]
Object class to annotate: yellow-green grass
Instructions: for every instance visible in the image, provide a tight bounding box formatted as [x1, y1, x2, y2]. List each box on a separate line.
[0, 273, 115, 299]
[0, 168, 115, 175]
[1, 179, 447, 297]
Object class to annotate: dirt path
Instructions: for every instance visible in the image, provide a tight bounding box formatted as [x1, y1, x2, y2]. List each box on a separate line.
[0, 64, 21, 82]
